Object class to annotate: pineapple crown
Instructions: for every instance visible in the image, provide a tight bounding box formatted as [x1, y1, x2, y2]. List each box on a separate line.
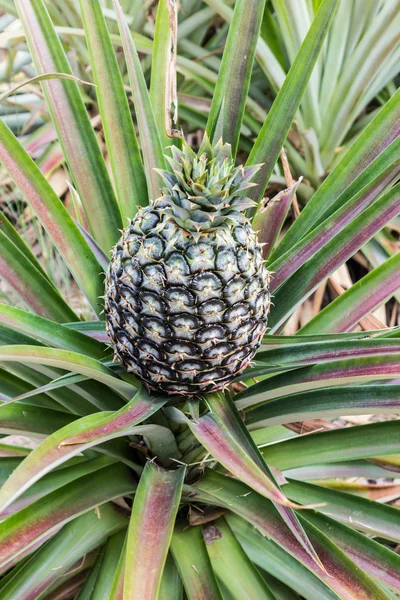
[154, 136, 262, 235]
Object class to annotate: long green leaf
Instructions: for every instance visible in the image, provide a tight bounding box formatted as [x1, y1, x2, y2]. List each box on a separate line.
[0, 504, 127, 599]
[206, 0, 266, 156]
[0, 117, 105, 314]
[273, 0, 321, 130]
[0, 464, 134, 568]
[300, 252, 400, 333]
[0, 392, 169, 512]
[268, 183, 400, 331]
[60, 386, 166, 446]
[14, 0, 122, 251]
[188, 392, 296, 508]
[268, 139, 400, 289]
[0, 232, 77, 323]
[0, 346, 134, 397]
[200, 392, 321, 566]
[0, 403, 74, 436]
[283, 460, 400, 482]
[193, 471, 391, 600]
[0, 209, 49, 281]
[0, 305, 105, 358]
[245, 385, 400, 428]
[273, 87, 400, 258]
[237, 353, 400, 407]
[204, 517, 277, 600]
[150, 0, 179, 150]
[2, 456, 117, 517]
[170, 523, 223, 600]
[0, 72, 94, 103]
[158, 553, 183, 600]
[320, 2, 400, 162]
[260, 420, 400, 471]
[253, 337, 400, 373]
[113, 0, 166, 198]
[80, 529, 127, 600]
[246, 0, 339, 211]
[300, 511, 400, 591]
[227, 513, 349, 600]
[79, 0, 147, 218]
[285, 478, 400, 543]
[124, 462, 185, 600]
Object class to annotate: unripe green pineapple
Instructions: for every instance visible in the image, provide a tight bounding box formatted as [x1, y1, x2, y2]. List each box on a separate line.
[105, 137, 271, 395]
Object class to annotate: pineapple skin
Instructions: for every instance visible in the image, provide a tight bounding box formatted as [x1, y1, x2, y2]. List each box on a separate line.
[105, 200, 271, 396]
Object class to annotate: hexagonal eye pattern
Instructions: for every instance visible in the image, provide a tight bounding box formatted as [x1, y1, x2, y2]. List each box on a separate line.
[105, 206, 270, 395]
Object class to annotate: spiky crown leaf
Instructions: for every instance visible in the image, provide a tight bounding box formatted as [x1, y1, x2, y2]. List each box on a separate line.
[154, 136, 262, 234]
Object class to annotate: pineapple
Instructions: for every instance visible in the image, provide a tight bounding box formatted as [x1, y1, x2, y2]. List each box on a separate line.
[105, 138, 271, 395]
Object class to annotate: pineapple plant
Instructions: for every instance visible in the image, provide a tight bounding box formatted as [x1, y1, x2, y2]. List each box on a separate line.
[0, 0, 398, 598]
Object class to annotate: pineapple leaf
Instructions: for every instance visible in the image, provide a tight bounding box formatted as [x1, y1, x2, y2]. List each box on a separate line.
[0, 210, 51, 281]
[206, 0, 267, 157]
[0, 304, 105, 358]
[269, 137, 400, 286]
[246, 0, 340, 212]
[285, 479, 400, 543]
[194, 471, 392, 600]
[108, 535, 127, 600]
[79, 0, 148, 219]
[0, 464, 134, 570]
[260, 420, 400, 471]
[0, 504, 127, 599]
[237, 353, 400, 408]
[1, 455, 117, 518]
[158, 554, 183, 600]
[0, 403, 73, 436]
[204, 517, 277, 600]
[300, 510, 400, 591]
[188, 399, 296, 508]
[245, 384, 400, 429]
[227, 513, 339, 600]
[0, 346, 134, 397]
[60, 386, 167, 447]
[113, 0, 167, 199]
[269, 182, 400, 331]
[170, 523, 224, 600]
[254, 337, 400, 372]
[0, 232, 77, 323]
[320, 1, 400, 162]
[202, 392, 323, 568]
[252, 179, 301, 260]
[124, 462, 185, 600]
[271, 0, 321, 132]
[14, 0, 122, 252]
[0, 395, 172, 513]
[0, 72, 95, 103]
[274, 87, 400, 258]
[76, 529, 126, 600]
[150, 0, 181, 150]
[0, 116, 106, 315]
[300, 252, 400, 333]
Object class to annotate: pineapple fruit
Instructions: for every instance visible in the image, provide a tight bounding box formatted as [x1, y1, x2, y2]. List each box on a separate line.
[105, 138, 271, 394]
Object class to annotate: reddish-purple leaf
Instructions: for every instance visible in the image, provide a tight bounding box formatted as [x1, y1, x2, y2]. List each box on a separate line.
[253, 180, 301, 259]
[124, 463, 185, 599]
[0, 464, 134, 568]
[0, 388, 165, 513]
[202, 392, 323, 569]
[193, 471, 391, 600]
